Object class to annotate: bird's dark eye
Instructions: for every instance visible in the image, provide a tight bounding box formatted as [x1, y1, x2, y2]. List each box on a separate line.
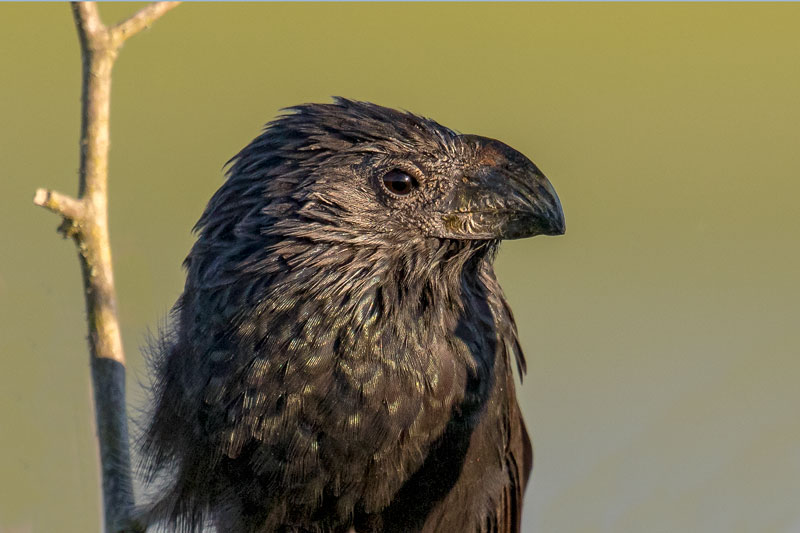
[382, 169, 419, 196]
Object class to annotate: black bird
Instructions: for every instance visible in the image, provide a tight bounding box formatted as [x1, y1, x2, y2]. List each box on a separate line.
[142, 99, 564, 533]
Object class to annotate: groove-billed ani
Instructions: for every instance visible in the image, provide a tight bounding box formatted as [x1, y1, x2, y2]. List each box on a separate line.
[142, 98, 565, 533]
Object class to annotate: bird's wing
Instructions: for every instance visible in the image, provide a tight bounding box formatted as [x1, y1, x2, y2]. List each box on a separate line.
[496, 400, 533, 533]
[480, 268, 534, 533]
[477, 359, 533, 533]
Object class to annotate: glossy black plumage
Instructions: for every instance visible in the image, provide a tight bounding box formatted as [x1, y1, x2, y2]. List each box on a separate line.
[141, 99, 564, 532]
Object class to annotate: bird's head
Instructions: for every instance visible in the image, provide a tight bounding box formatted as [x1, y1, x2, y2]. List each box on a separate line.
[196, 99, 564, 270]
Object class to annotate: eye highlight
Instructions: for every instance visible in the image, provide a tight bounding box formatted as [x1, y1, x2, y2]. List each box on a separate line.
[382, 169, 419, 196]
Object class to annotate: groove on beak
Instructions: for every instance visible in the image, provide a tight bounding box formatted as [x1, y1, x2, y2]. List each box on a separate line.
[440, 136, 565, 240]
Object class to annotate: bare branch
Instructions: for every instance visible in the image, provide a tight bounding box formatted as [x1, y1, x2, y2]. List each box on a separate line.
[35, 2, 180, 531]
[33, 188, 85, 222]
[111, 2, 181, 46]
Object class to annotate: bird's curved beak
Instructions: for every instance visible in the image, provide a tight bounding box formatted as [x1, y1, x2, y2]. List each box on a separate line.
[439, 141, 565, 241]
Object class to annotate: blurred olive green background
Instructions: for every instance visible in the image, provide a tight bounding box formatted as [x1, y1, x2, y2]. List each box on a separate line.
[2, 3, 799, 532]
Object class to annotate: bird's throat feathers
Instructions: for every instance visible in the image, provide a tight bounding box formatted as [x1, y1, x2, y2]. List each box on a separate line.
[184, 228, 503, 399]
[211, 233, 501, 348]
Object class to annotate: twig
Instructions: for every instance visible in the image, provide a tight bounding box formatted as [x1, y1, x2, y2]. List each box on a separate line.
[33, 3, 179, 532]
[32, 188, 84, 224]
[112, 2, 181, 46]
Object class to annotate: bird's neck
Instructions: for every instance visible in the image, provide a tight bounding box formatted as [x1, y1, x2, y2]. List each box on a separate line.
[306, 238, 498, 314]
[277, 238, 501, 376]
